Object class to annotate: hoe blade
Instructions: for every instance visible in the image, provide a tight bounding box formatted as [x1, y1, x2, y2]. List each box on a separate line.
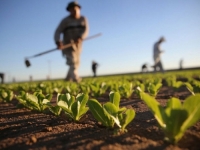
[25, 59, 31, 67]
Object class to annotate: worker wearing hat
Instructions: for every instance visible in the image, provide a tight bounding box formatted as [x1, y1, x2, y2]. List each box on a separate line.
[152, 37, 165, 73]
[54, 1, 89, 82]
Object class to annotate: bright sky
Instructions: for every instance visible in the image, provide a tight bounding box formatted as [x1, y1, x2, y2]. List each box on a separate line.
[0, 0, 200, 82]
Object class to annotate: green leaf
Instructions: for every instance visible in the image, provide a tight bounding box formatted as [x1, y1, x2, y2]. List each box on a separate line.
[103, 102, 118, 116]
[76, 93, 89, 108]
[7, 90, 14, 101]
[109, 91, 120, 109]
[164, 98, 188, 143]
[71, 101, 80, 121]
[78, 107, 89, 119]
[76, 93, 89, 119]
[103, 102, 121, 127]
[121, 109, 135, 130]
[68, 96, 75, 108]
[88, 99, 111, 127]
[181, 94, 200, 131]
[165, 98, 182, 113]
[155, 83, 162, 91]
[184, 82, 195, 95]
[45, 94, 52, 101]
[137, 88, 166, 128]
[1, 91, 8, 99]
[26, 93, 40, 110]
[118, 107, 127, 114]
[42, 99, 51, 106]
[57, 100, 72, 115]
[49, 106, 62, 116]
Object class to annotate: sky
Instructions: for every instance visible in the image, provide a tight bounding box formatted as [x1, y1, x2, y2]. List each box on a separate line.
[0, 0, 200, 82]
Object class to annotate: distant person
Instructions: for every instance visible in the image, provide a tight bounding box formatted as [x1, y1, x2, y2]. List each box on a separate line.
[180, 59, 183, 70]
[152, 37, 165, 73]
[92, 61, 98, 77]
[12, 77, 15, 83]
[30, 75, 33, 81]
[0, 73, 4, 84]
[141, 63, 148, 73]
[54, 1, 89, 82]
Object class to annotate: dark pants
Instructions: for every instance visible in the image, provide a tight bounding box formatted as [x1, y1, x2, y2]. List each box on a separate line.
[0, 73, 4, 84]
[92, 68, 96, 77]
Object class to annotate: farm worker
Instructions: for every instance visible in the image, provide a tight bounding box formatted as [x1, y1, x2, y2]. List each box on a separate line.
[152, 37, 165, 73]
[54, 1, 89, 82]
[92, 61, 98, 77]
[179, 59, 183, 70]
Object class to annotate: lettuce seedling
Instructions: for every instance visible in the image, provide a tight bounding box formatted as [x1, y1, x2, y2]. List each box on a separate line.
[49, 105, 62, 116]
[48, 94, 62, 116]
[185, 81, 200, 95]
[88, 91, 135, 132]
[89, 82, 108, 98]
[80, 83, 90, 95]
[137, 87, 200, 143]
[172, 81, 183, 90]
[64, 83, 80, 96]
[37, 82, 54, 94]
[118, 82, 134, 99]
[57, 93, 89, 121]
[166, 76, 183, 90]
[184, 82, 195, 95]
[0, 88, 14, 102]
[16, 91, 52, 112]
[147, 82, 162, 97]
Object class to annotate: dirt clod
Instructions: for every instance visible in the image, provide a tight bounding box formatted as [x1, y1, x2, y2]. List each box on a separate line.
[31, 136, 37, 143]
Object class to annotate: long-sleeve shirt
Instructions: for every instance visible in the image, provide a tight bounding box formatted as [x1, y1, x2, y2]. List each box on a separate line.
[54, 15, 89, 54]
[153, 42, 163, 63]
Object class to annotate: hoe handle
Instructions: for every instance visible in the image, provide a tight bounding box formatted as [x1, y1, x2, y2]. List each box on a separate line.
[27, 33, 102, 59]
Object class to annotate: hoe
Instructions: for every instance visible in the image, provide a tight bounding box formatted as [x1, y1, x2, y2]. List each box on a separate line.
[25, 33, 101, 67]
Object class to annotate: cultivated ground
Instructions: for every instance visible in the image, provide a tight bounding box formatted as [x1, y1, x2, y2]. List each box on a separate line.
[0, 85, 200, 150]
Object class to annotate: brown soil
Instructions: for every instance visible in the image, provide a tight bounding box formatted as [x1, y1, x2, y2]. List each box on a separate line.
[0, 86, 200, 150]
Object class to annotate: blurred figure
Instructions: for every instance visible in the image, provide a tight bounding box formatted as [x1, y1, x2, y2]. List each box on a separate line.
[92, 61, 98, 77]
[180, 59, 183, 70]
[30, 75, 33, 81]
[152, 37, 165, 73]
[141, 63, 148, 73]
[47, 75, 50, 80]
[12, 77, 16, 83]
[54, 1, 89, 82]
[0, 73, 4, 84]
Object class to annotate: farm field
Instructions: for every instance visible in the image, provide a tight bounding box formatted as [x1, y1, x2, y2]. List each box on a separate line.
[0, 70, 200, 150]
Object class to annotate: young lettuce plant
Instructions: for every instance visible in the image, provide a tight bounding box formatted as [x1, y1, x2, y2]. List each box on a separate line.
[88, 91, 135, 132]
[53, 85, 64, 94]
[49, 104, 62, 116]
[184, 80, 200, 95]
[118, 82, 134, 99]
[136, 87, 200, 144]
[90, 82, 107, 98]
[48, 94, 62, 116]
[147, 82, 162, 97]
[134, 81, 145, 96]
[0, 88, 14, 102]
[80, 83, 90, 95]
[184, 82, 195, 95]
[16, 91, 52, 112]
[37, 82, 54, 94]
[64, 83, 80, 96]
[57, 93, 89, 121]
